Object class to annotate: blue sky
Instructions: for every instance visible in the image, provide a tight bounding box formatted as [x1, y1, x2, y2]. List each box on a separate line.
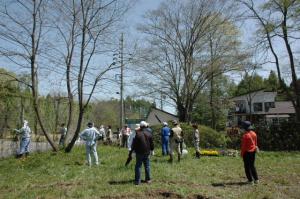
[1, 0, 298, 115]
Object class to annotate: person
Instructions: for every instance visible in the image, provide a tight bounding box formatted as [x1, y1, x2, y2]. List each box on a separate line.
[121, 124, 131, 148]
[59, 123, 67, 147]
[79, 122, 102, 166]
[14, 120, 31, 158]
[240, 121, 259, 184]
[99, 125, 106, 140]
[169, 120, 183, 162]
[192, 124, 201, 159]
[161, 122, 170, 156]
[128, 124, 139, 151]
[128, 121, 154, 185]
[106, 125, 113, 144]
[145, 122, 153, 135]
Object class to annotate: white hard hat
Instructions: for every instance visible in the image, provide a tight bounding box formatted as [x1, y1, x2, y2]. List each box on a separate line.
[140, 121, 147, 127]
[163, 122, 168, 126]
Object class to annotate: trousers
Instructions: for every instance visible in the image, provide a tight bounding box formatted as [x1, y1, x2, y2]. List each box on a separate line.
[135, 153, 151, 184]
[243, 151, 258, 182]
[19, 137, 30, 155]
[86, 144, 99, 166]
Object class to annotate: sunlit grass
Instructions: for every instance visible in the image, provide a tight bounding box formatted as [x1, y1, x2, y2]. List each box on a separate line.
[0, 146, 299, 198]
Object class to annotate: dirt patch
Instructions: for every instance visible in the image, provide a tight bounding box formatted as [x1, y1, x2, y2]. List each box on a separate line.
[31, 181, 82, 189]
[100, 189, 212, 199]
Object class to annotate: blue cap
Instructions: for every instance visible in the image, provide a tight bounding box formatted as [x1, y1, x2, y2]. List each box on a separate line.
[241, 121, 252, 130]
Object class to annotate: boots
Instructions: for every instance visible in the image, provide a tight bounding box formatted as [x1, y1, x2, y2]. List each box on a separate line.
[168, 154, 173, 163]
[16, 154, 24, 159]
[196, 151, 201, 159]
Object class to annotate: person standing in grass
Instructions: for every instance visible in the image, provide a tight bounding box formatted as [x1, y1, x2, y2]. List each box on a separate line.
[80, 122, 102, 166]
[59, 123, 67, 147]
[14, 120, 31, 158]
[169, 120, 183, 162]
[241, 121, 259, 184]
[121, 124, 131, 148]
[106, 125, 113, 144]
[161, 122, 170, 156]
[128, 121, 154, 185]
[192, 124, 201, 159]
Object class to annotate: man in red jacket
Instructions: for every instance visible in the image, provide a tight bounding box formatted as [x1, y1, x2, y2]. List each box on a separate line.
[241, 121, 259, 184]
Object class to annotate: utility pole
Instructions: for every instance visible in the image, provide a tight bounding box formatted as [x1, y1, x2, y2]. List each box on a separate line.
[120, 33, 124, 129]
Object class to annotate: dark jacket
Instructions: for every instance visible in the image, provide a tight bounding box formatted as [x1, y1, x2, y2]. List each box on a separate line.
[131, 129, 154, 155]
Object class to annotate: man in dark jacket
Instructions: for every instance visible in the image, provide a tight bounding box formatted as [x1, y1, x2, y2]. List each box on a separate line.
[129, 121, 154, 185]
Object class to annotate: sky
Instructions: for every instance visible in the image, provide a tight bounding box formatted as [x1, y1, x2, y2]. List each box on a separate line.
[1, 0, 299, 115]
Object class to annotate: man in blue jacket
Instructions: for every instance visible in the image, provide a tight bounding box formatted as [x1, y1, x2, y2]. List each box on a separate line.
[161, 122, 170, 156]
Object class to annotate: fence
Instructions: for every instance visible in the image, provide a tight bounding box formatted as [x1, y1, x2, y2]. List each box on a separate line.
[0, 139, 53, 158]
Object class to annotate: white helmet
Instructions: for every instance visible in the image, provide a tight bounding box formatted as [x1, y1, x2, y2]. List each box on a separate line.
[163, 122, 168, 126]
[140, 121, 147, 127]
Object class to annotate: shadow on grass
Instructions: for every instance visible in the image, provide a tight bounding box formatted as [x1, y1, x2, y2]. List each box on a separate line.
[108, 180, 135, 185]
[211, 181, 249, 187]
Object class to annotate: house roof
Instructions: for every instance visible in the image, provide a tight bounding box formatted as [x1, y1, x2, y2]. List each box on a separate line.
[146, 107, 178, 126]
[230, 88, 267, 99]
[268, 101, 295, 114]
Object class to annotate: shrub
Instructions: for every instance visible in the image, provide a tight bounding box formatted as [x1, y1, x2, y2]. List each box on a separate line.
[256, 121, 300, 151]
[150, 123, 227, 149]
[224, 121, 300, 151]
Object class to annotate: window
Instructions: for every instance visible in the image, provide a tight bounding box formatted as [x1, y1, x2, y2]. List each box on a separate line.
[264, 102, 275, 112]
[253, 103, 263, 112]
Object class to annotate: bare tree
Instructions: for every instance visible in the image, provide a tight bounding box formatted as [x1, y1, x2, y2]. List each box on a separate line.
[0, 0, 58, 151]
[137, 0, 245, 122]
[48, 0, 132, 152]
[238, 0, 300, 122]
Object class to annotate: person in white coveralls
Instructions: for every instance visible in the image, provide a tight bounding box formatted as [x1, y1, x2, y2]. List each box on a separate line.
[79, 122, 102, 166]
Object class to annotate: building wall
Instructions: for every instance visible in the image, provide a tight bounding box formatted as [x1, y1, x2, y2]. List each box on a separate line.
[231, 91, 277, 114]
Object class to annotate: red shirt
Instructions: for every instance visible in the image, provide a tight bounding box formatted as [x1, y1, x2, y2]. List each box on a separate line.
[241, 130, 257, 157]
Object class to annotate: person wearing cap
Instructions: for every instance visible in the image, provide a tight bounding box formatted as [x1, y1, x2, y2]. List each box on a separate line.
[79, 122, 102, 166]
[192, 124, 201, 159]
[161, 122, 170, 156]
[59, 123, 67, 147]
[169, 120, 183, 162]
[14, 120, 31, 158]
[240, 121, 259, 184]
[128, 121, 154, 185]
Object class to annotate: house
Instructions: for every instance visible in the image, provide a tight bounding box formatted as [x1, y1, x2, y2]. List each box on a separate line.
[125, 107, 178, 129]
[228, 89, 295, 126]
[146, 107, 178, 126]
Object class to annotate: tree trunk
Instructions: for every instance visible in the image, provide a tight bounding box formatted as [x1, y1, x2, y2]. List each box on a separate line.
[19, 96, 24, 126]
[65, 110, 84, 152]
[210, 78, 216, 129]
[281, 8, 300, 123]
[177, 102, 187, 122]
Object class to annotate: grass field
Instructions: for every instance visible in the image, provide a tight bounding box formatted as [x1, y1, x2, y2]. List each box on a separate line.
[0, 145, 299, 199]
